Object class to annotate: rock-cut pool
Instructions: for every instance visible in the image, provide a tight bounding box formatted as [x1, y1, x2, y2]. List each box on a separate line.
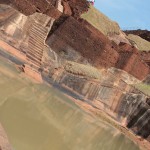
[0, 58, 140, 150]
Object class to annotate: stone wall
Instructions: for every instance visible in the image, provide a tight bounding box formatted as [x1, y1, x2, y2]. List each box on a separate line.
[47, 16, 119, 68]
[59, 72, 89, 96]
[47, 16, 149, 80]
[52, 66, 150, 141]
[117, 52, 149, 80]
[52, 66, 132, 112]
[117, 43, 149, 80]
[54, 62, 148, 136]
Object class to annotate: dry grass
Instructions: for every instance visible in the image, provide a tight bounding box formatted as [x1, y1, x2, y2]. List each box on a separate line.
[135, 83, 150, 96]
[64, 61, 102, 79]
[127, 34, 150, 51]
[81, 5, 120, 35]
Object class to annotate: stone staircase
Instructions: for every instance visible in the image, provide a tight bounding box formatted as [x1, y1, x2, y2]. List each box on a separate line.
[26, 15, 54, 69]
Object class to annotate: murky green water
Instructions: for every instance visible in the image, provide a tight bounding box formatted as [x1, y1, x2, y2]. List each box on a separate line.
[0, 58, 140, 150]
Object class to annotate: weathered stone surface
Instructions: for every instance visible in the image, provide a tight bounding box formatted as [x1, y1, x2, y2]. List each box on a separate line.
[47, 16, 119, 69]
[0, 4, 149, 80]
[117, 52, 149, 80]
[0, 0, 89, 19]
[0, 0, 62, 19]
[140, 51, 150, 67]
[108, 31, 130, 45]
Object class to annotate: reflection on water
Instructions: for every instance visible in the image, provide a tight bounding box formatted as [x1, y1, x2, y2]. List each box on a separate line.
[0, 59, 140, 150]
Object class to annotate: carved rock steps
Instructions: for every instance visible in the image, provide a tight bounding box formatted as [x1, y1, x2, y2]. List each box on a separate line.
[27, 22, 49, 68]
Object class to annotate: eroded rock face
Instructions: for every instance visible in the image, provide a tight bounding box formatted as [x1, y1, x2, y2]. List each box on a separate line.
[117, 53, 149, 80]
[116, 92, 150, 139]
[0, 124, 12, 150]
[140, 51, 150, 67]
[0, 0, 62, 19]
[53, 64, 150, 140]
[63, 0, 89, 18]
[47, 16, 149, 80]
[108, 33, 130, 45]
[46, 16, 119, 68]
[127, 104, 150, 138]
[0, 0, 89, 19]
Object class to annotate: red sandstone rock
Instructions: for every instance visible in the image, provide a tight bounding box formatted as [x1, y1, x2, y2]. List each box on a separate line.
[62, 1, 72, 16]
[65, 0, 89, 18]
[47, 16, 149, 80]
[1, 0, 62, 19]
[117, 52, 149, 80]
[140, 51, 150, 67]
[1, 0, 89, 18]
[115, 42, 149, 80]
[47, 16, 119, 69]
[118, 42, 139, 54]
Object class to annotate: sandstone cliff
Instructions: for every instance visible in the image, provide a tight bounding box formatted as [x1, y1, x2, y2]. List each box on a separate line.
[0, 1, 150, 148]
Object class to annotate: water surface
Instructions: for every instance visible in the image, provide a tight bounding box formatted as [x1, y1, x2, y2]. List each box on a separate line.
[0, 58, 140, 150]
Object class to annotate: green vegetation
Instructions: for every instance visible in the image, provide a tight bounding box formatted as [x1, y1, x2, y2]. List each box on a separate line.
[135, 83, 150, 96]
[81, 5, 120, 35]
[64, 61, 102, 79]
[127, 34, 150, 51]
